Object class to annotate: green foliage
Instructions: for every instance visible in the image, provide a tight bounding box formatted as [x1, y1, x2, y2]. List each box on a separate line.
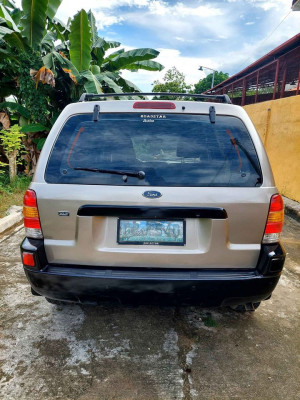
[0, 3, 164, 176]
[0, 160, 8, 174]
[80, 69, 102, 94]
[0, 102, 30, 119]
[0, 25, 13, 36]
[69, 10, 92, 72]
[0, 4, 19, 31]
[194, 71, 229, 94]
[152, 67, 191, 99]
[203, 313, 217, 328]
[0, 124, 25, 156]
[124, 60, 164, 72]
[3, 31, 26, 51]
[96, 73, 123, 93]
[103, 48, 160, 72]
[32, 137, 46, 150]
[0, 173, 31, 218]
[15, 50, 49, 126]
[46, 0, 63, 19]
[87, 9, 98, 46]
[0, 172, 31, 193]
[21, 123, 48, 133]
[0, 0, 16, 9]
[20, 0, 49, 48]
[0, 124, 25, 180]
[0, 3, 163, 111]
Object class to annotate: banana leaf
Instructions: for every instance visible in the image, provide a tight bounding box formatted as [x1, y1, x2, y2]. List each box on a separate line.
[49, 51, 80, 81]
[46, 0, 62, 20]
[123, 60, 164, 72]
[0, 0, 16, 8]
[21, 123, 48, 133]
[90, 65, 100, 75]
[0, 4, 19, 31]
[104, 40, 121, 50]
[48, 19, 66, 42]
[87, 10, 98, 46]
[69, 9, 92, 72]
[0, 102, 30, 119]
[80, 70, 102, 94]
[0, 25, 12, 35]
[102, 48, 125, 63]
[10, 8, 22, 26]
[0, 48, 18, 62]
[96, 73, 123, 93]
[102, 48, 160, 72]
[3, 31, 26, 51]
[41, 32, 56, 51]
[116, 76, 142, 93]
[92, 37, 121, 66]
[20, 0, 48, 48]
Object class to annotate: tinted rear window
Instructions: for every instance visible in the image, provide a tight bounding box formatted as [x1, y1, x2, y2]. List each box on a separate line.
[45, 113, 262, 187]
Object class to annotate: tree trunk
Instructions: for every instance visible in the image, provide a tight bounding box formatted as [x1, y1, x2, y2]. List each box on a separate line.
[8, 150, 17, 181]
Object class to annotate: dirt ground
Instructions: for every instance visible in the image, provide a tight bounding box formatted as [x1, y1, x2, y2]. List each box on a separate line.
[0, 216, 299, 400]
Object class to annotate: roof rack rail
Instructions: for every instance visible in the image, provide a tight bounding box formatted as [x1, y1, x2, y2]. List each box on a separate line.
[78, 92, 232, 104]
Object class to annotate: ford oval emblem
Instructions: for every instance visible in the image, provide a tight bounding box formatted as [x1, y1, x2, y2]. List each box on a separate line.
[143, 190, 162, 199]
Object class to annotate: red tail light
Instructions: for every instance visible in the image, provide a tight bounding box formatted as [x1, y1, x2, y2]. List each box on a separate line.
[22, 252, 35, 267]
[133, 101, 176, 109]
[263, 194, 284, 244]
[23, 189, 43, 239]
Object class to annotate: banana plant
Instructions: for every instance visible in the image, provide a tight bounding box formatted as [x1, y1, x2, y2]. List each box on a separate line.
[0, 2, 163, 111]
[0, 3, 163, 128]
[45, 9, 164, 95]
[0, 0, 63, 100]
[0, 2, 163, 173]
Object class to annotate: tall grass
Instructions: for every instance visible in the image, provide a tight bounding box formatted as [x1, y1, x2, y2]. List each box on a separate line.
[0, 173, 32, 217]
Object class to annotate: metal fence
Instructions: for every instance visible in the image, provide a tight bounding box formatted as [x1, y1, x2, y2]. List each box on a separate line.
[205, 36, 300, 105]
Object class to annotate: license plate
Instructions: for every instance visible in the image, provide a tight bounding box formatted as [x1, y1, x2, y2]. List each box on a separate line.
[117, 219, 186, 246]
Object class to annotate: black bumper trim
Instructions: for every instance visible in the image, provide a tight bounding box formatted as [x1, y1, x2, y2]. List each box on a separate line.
[43, 265, 258, 280]
[24, 267, 280, 306]
[21, 238, 285, 306]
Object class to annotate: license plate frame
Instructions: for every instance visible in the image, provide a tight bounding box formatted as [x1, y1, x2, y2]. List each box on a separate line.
[117, 218, 186, 246]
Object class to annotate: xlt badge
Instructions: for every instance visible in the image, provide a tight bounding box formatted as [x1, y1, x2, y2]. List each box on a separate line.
[58, 211, 70, 216]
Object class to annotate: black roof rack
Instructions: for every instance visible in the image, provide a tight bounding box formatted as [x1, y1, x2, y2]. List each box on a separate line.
[78, 92, 232, 104]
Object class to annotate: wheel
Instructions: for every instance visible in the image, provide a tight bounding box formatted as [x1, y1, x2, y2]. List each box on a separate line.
[230, 302, 261, 312]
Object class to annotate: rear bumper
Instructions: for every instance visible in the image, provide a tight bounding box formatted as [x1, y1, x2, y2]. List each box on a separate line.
[21, 238, 285, 306]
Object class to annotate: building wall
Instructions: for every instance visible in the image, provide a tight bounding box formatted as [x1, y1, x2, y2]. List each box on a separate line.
[244, 96, 300, 202]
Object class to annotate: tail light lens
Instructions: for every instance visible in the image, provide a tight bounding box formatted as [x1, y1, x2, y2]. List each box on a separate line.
[23, 189, 43, 239]
[262, 194, 284, 244]
[22, 252, 35, 267]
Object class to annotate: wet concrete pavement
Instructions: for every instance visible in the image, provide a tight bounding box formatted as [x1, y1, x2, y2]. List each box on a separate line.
[0, 216, 299, 400]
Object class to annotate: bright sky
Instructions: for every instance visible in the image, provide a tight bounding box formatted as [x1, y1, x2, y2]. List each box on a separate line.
[16, 0, 300, 91]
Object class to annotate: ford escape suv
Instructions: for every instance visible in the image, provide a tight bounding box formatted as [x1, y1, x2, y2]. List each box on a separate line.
[20, 92, 285, 310]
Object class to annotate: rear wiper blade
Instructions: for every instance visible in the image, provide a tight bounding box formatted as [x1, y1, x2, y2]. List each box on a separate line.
[73, 167, 146, 180]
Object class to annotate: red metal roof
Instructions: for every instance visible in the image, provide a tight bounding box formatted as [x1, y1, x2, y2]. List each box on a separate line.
[207, 33, 300, 92]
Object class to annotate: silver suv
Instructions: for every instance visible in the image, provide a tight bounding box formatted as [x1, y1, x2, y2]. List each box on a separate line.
[20, 93, 285, 310]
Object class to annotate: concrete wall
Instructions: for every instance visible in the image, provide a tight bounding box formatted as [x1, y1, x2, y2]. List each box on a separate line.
[244, 96, 300, 202]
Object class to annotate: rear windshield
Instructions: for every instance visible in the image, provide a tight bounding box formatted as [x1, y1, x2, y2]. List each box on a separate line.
[45, 113, 262, 187]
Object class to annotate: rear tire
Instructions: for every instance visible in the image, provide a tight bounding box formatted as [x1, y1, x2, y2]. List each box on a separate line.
[230, 302, 261, 312]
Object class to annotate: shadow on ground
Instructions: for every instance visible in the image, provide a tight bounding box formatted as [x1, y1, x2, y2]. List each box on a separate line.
[0, 217, 299, 400]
